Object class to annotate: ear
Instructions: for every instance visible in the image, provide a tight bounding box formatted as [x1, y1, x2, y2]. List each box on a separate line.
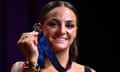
[40, 22, 47, 32]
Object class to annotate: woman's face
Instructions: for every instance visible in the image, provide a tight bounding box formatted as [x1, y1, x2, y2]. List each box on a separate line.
[42, 6, 77, 52]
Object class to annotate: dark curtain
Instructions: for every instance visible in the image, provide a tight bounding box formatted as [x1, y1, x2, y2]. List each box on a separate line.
[1, 0, 114, 72]
[0, 0, 50, 71]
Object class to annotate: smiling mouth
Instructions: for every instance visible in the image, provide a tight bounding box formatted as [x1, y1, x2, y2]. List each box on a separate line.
[53, 37, 68, 43]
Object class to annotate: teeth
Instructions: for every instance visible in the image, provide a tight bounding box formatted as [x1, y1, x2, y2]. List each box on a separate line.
[55, 38, 66, 41]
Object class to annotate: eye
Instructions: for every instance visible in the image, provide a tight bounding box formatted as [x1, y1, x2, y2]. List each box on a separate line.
[48, 21, 59, 28]
[66, 23, 75, 29]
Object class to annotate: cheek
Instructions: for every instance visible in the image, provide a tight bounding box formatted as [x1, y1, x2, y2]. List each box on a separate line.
[68, 29, 77, 39]
[42, 25, 55, 38]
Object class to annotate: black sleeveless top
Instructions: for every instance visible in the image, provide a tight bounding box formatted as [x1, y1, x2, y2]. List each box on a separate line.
[85, 65, 91, 72]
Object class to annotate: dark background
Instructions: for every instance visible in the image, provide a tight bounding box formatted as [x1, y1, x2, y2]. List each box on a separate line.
[0, 0, 113, 72]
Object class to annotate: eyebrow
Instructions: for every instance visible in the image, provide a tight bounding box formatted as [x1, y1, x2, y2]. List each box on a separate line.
[49, 18, 59, 23]
[66, 20, 73, 23]
[50, 18, 74, 23]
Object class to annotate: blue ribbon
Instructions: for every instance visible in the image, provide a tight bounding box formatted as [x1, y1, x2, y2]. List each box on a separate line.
[37, 32, 72, 72]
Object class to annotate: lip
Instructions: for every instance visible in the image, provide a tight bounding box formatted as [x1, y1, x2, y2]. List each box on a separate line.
[53, 37, 68, 43]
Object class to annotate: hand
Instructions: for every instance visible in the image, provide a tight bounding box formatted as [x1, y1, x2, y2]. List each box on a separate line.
[17, 31, 39, 63]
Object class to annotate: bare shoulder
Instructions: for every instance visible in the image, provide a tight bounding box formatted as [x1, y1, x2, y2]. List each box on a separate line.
[11, 61, 24, 72]
[71, 62, 96, 72]
[90, 68, 96, 72]
[70, 62, 84, 72]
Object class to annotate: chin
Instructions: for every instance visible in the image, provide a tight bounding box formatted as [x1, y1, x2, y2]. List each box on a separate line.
[51, 44, 68, 52]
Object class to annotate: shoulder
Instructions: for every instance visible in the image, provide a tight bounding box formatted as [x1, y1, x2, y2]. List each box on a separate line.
[11, 61, 25, 72]
[71, 61, 96, 72]
[70, 62, 84, 72]
[84, 65, 96, 72]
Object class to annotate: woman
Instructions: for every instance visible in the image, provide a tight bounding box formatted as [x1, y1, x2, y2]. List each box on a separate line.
[11, 1, 96, 72]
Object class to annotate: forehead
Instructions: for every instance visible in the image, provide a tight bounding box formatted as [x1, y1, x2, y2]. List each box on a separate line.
[46, 6, 76, 22]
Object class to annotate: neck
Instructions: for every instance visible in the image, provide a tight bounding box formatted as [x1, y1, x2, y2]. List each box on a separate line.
[45, 48, 70, 68]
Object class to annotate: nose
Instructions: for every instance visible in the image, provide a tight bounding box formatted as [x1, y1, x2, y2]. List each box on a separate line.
[58, 23, 66, 35]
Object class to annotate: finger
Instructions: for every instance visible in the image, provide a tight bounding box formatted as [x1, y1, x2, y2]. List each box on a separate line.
[32, 31, 39, 36]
